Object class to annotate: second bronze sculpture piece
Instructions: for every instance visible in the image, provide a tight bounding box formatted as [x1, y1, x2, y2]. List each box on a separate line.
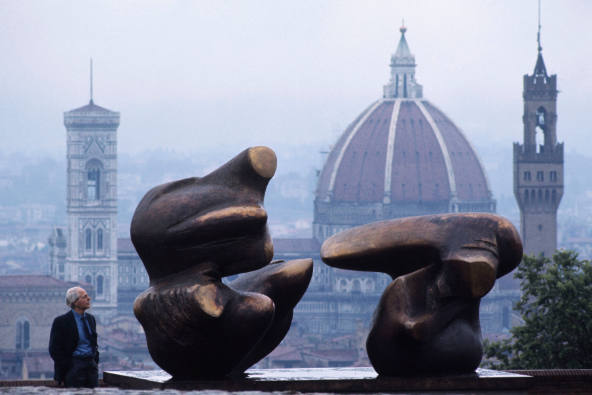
[131, 146, 313, 379]
[321, 213, 522, 376]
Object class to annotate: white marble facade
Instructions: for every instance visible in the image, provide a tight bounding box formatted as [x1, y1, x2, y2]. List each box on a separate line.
[60, 100, 120, 322]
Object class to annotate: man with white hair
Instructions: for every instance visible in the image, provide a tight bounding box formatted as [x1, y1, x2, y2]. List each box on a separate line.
[48, 286, 99, 388]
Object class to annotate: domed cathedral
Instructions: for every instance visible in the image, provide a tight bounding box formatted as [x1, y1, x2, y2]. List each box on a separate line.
[271, 27, 513, 361]
[313, 26, 495, 243]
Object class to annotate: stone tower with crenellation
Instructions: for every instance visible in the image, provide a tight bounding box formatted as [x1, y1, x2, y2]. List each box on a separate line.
[513, 21, 563, 258]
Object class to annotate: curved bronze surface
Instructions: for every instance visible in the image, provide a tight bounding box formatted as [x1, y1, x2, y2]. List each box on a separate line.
[321, 213, 522, 376]
[131, 147, 312, 379]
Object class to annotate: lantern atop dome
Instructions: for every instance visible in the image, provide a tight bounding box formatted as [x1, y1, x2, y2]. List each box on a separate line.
[383, 24, 423, 99]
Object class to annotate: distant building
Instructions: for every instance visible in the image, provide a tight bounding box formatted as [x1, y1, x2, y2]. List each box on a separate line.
[0, 275, 89, 379]
[48, 228, 67, 279]
[0, 204, 57, 226]
[48, 67, 121, 322]
[116, 238, 149, 316]
[313, 25, 495, 242]
[275, 26, 514, 349]
[513, 26, 563, 258]
[47, 69, 151, 322]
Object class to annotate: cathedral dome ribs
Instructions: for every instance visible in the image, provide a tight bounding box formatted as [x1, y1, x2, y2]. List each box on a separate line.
[314, 27, 495, 241]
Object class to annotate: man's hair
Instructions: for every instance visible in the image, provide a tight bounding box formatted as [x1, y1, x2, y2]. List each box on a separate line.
[65, 287, 81, 308]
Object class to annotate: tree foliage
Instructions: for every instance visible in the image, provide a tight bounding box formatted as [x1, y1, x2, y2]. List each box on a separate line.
[483, 250, 592, 369]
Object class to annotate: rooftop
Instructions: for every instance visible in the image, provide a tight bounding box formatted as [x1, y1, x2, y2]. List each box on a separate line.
[0, 275, 76, 289]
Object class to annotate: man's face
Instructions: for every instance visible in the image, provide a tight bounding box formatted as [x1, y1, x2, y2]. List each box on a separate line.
[74, 288, 91, 311]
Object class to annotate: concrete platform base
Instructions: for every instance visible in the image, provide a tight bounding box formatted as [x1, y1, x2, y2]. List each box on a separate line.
[103, 367, 532, 393]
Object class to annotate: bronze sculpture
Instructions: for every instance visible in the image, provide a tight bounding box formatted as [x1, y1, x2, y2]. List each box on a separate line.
[131, 146, 313, 379]
[321, 213, 522, 376]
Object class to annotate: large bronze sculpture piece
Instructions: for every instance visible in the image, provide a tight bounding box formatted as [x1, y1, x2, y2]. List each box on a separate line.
[321, 214, 522, 376]
[131, 146, 313, 379]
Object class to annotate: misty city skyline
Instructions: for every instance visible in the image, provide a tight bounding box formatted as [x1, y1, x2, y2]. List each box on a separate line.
[2, 2, 592, 382]
[1, 0, 591, 161]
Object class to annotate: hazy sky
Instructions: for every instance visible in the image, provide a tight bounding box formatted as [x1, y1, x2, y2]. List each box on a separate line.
[1, 0, 590, 157]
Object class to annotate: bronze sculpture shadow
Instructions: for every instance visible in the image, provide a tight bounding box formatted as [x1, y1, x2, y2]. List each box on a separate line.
[321, 213, 522, 376]
[131, 146, 312, 379]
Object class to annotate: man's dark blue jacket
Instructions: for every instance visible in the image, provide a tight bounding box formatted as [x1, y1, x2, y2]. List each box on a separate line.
[48, 310, 99, 382]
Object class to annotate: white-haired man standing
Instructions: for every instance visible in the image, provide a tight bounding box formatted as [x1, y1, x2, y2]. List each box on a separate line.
[49, 287, 99, 388]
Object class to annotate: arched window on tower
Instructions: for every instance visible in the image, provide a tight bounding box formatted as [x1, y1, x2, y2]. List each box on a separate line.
[85, 229, 92, 250]
[97, 229, 103, 250]
[536, 107, 546, 128]
[87, 169, 100, 200]
[535, 107, 546, 153]
[97, 275, 104, 296]
[16, 319, 30, 350]
[85, 275, 92, 285]
[85, 160, 104, 201]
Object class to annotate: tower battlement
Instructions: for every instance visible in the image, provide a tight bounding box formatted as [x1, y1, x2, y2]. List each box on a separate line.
[513, 18, 563, 258]
[523, 74, 557, 99]
[513, 142, 563, 163]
